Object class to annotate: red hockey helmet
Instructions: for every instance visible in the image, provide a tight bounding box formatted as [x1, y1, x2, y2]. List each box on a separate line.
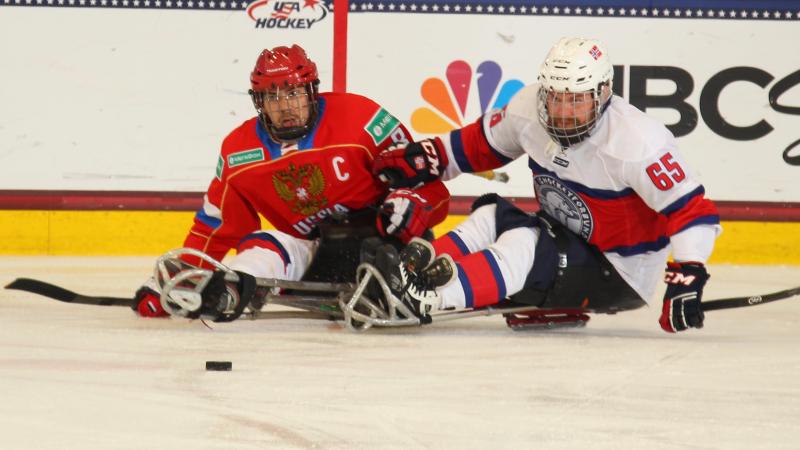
[250, 45, 319, 91]
[249, 45, 320, 141]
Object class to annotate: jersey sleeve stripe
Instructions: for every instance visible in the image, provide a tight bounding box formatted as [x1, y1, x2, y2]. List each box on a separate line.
[478, 120, 514, 165]
[664, 192, 720, 235]
[449, 128, 475, 173]
[606, 236, 671, 256]
[660, 186, 705, 216]
[449, 121, 510, 173]
[675, 215, 722, 234]
[528, 158, 636, 199]
[195, 209, 222, 229]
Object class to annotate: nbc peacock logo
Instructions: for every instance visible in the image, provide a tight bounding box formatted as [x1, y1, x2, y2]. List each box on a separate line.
[411, 60, 525, 134]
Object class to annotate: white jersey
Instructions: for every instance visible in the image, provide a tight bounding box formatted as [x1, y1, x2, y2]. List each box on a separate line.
[439, 83, 721, 302]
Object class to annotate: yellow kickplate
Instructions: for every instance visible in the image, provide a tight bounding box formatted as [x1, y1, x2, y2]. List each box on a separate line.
[0, 211, 797, 265]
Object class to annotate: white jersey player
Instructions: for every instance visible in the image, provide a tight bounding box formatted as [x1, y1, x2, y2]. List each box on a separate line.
[372, 37, 721, 332]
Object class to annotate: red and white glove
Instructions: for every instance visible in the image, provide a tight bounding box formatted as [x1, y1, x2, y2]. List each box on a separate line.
[377, 189, 434, 243]
[372, 138, 448, 189]
[659, 262, 709, 333]
[132, 278, 169, 318]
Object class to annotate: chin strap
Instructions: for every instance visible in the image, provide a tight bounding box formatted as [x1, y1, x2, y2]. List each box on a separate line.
[268, 122, 312, 141]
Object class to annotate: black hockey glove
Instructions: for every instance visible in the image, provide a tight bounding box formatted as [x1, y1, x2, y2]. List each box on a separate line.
[195, 270, 256, 322]
[372, 138, 448, 189]
[659, 262, 709, 333]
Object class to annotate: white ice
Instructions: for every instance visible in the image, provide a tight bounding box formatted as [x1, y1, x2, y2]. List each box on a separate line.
[1, 257, 799, 450]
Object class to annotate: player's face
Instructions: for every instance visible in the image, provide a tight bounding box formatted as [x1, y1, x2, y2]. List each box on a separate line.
[262, 85, 311, 129]
[545, 90, 596, 129]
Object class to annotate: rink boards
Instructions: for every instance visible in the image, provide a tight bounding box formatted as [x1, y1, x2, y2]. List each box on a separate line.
[1, 1, 798, 263]
[0, 209, 798, 265]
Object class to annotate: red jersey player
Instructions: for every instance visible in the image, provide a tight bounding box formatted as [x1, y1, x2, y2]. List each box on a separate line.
[133, 44, 449, 318]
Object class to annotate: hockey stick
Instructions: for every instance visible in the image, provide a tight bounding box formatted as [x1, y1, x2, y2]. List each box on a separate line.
[5, 278, 134, 307]
[7, 277, 799, 322]
[389, 286, 800, 329]
[425, 285, 800, 321]
[701, 285, 800, 311]
[4, 277, 344, 319]
[2, 274, 518, 326]
[428, 285, 800, 324]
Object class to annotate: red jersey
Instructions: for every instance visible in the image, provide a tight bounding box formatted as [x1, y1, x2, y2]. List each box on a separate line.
[184, 92, 450, 263]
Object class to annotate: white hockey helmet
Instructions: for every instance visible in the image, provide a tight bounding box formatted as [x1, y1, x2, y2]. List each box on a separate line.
[537, 37, 614, 148]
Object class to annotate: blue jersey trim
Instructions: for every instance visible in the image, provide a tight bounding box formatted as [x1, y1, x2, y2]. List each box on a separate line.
[528, 157, 636, 200]
[255, 120, 282, 160]
[606, 236, 671, 256]
[195, 209, 222, 230]
[660, 186, 706, 216]
[481, 250, 507, 300]
[606, 213, 720, 256]
[479, 117, 514, 165]
[456, 263, 474, 308]
[445, 231, 471, 255]
[676, 214, 721, 233]
[238, 232, 292, 265]
[449, 129, 475, 173]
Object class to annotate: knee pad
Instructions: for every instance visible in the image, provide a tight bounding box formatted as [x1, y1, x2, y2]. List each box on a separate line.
[236, 231, 291, 265]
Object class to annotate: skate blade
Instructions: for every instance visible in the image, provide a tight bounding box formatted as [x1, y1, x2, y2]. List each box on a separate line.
[507, 319, 589, 331]
[504, 311, 590, 331]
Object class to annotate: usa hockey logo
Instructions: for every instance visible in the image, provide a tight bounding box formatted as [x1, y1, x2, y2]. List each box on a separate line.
[534, 175, 594, 240]
[411, 60, 524, 134]
[246, 0, 328, 29]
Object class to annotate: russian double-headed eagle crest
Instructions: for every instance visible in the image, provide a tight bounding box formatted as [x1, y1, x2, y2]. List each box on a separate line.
[272, 163, 328, 216]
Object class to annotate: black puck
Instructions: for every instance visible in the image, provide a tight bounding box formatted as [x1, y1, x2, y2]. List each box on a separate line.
[205, 361, 232, 371]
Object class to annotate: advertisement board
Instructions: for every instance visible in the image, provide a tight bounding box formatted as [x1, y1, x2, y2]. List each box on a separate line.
[0, 0, 798, 203]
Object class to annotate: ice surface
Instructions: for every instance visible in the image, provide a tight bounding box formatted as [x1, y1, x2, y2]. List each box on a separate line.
[1, 257, 799, 449]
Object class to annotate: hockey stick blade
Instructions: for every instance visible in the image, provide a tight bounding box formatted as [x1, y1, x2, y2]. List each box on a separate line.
[702, 286, 800, 312]
[4, 278, 134, 307]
